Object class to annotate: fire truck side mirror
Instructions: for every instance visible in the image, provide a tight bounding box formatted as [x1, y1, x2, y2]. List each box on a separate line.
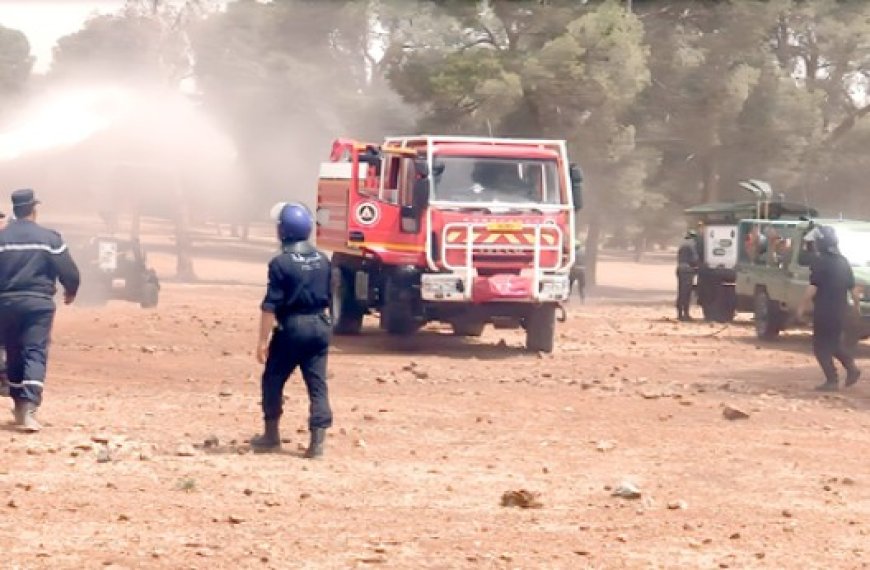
[569, 164, 584, 210]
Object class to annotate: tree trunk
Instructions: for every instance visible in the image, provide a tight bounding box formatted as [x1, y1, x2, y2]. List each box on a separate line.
[633, 232, 645, 262]
[174, 181, 196, 281]
[585, 216, 601, 287]
[175, 210, 195, 281]
[701, 151, 720, 203]
[130, 201, 141, 242]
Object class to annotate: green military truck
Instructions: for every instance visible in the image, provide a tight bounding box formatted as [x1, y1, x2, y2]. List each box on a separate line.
[734, 218, 870, 340]
[684, 199, 816, 322]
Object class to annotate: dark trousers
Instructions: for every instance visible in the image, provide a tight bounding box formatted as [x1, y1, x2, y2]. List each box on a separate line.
[0, 296, 56, 406]
[676, 270, 694, 316]
[813, 315, 857, 383]
[261, 314, 333, 429]
[570, 268, 586, 300]
[0, 352, 7, 396]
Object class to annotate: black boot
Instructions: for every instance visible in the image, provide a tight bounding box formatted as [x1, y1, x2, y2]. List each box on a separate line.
[814, 380, 839, 392]
[304, 428, 326, 459]
[13, 400, 41, 432]
[251, 419, 281, 452]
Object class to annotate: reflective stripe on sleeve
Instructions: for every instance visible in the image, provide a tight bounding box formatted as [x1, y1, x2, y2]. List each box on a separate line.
[0, 243, 68, 255]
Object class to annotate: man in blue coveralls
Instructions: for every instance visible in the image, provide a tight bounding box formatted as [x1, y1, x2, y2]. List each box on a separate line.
[251, 202, 334, 458]
[0, 189, 80, 432]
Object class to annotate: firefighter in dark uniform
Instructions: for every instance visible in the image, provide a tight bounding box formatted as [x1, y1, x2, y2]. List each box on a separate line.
[0, 209, 7, 398]
[676, 230, 700, 321]
[0, 189, 80, 432]
[251, 202, 333, 458]
[798, 225, 861, 391]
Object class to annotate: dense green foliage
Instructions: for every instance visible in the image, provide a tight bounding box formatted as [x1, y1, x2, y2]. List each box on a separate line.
[0, 24, 33, 104]
[3, 0, 870, 276]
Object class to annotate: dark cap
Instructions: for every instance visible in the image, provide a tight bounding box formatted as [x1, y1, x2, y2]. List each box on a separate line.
[12, 188, 40, 209]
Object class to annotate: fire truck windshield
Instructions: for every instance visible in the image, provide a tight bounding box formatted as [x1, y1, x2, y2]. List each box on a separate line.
[431, 157, 563, 205]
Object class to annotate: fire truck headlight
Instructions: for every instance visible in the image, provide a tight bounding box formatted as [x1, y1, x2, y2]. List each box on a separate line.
[539, 276, 569, 300]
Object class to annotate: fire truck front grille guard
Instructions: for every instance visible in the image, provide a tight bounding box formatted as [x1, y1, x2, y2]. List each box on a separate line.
[440, 222, 564, 301]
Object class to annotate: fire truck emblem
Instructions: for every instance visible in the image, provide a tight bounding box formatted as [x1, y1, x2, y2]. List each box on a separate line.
[355, 202, 380, 225]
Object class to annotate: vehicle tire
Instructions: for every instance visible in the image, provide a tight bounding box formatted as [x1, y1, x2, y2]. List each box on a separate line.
[701, 283, 736, 323]
[451, 321, 486, 337]
[717, 286, 737, 323]
[701, 301, 716, 322]
[139, 273, 160, 309]
[754, 290, 782, 340]
[331, 267, 365, 335]
[525, 304, 556, 353]
[381, 277, 418, 335]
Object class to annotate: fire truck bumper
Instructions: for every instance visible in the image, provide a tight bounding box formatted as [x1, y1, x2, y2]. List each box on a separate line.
[420, 273, 570, 303]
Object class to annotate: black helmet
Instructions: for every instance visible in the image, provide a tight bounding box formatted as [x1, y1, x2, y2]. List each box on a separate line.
[815, 225, 838, 253]
[685, 230, 698, 239]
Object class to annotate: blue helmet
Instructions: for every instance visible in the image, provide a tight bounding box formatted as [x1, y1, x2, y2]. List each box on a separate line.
[271, 202, 313, 242]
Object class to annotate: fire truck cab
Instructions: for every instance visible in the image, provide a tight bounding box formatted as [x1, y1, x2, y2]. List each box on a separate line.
[316, 135, 583, 352]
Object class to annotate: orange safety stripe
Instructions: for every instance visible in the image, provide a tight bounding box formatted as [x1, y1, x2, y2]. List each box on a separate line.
[348, 241, 425, 253]
[444, 230, 559, 245]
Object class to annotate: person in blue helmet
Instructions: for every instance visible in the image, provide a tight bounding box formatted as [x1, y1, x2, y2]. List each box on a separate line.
[798, 225, 861, 391]
[251, 202, 333, 457]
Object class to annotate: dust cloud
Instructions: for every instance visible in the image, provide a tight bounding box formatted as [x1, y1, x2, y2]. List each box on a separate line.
[0, 83, 240, 225]
[0, 2, 411, 279]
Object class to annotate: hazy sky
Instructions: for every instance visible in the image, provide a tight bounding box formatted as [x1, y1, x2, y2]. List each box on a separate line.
[0, 1, 124, 73]
[0, 1, 245, 74]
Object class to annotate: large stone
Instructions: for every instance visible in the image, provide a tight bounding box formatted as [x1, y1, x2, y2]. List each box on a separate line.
[722, 405, 750, 421]
[612, 482, 642, 500]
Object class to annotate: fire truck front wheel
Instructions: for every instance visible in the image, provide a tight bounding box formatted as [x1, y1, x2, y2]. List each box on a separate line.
[382, 276, 420, 335]
[525, 305, 556, 353]
[332, 267, 365, 335]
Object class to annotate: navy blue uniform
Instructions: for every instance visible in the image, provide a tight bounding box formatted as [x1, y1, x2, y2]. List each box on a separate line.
[0, 219, 80, 406]
[809, 251, 858, 383]
[260, 241, 333, 429]
[0, 212, 5, 395]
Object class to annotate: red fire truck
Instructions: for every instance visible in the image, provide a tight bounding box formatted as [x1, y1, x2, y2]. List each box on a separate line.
[315, 135, 583, 352]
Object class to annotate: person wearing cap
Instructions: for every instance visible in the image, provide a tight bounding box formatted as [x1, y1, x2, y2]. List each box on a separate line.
[675, 229, 700, 321]
[250, 202, 333, 458]
[0, 189, 80, 432]
[798, 225, 861, 391]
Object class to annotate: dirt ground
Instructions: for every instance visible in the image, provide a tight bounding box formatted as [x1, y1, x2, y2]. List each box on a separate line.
[2, 233, 869, 569]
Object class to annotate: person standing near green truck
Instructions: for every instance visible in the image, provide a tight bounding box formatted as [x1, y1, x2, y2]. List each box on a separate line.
[675, 230, 700, 321]
[798, 225, 862, 391]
